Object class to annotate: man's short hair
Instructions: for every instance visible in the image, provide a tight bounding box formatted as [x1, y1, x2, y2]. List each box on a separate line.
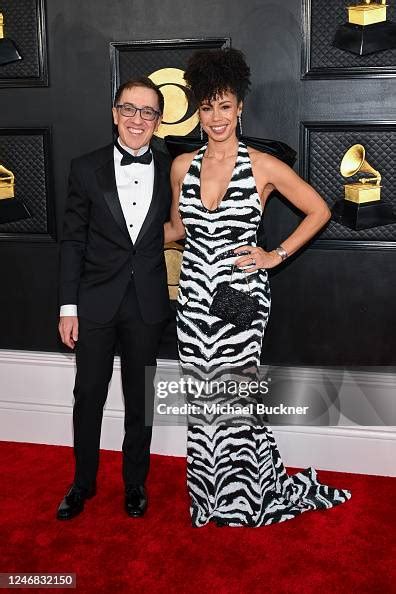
[114, 77, 164, 114]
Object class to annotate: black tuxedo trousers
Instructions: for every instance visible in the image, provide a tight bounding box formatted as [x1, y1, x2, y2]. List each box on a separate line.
[73, 278, 166, 490]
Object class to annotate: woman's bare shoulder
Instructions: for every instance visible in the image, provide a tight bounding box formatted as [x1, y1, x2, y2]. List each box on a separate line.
[171, 150, 200, 180]
[246, 146, 289, 173]
[172, 150, 200, 167]
[246, 146, 280, 164]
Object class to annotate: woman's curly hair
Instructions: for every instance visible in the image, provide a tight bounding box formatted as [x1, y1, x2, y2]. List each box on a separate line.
[184, 47, 251, 104]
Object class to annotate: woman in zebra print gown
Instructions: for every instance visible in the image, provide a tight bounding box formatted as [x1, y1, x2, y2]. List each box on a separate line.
[164, 48, 351, 527]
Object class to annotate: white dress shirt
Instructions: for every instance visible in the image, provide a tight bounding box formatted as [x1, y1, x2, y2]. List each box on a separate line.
[60, 138, 154, 317]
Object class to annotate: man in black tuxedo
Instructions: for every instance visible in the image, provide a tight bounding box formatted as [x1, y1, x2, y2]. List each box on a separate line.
[57, 77, 171, 520]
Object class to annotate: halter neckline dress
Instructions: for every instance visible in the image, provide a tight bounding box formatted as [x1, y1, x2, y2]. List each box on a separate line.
[176, 141, 351, 527]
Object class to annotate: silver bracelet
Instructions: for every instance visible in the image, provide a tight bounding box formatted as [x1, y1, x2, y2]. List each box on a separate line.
[274, 245, 288, 261]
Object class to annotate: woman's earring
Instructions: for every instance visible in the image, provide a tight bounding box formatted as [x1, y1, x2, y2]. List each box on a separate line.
[238, 114, 243, 136]
[200, 123, 203, 140]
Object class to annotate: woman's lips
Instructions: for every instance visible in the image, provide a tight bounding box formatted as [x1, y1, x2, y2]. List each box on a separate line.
[210, 125, 228, 134]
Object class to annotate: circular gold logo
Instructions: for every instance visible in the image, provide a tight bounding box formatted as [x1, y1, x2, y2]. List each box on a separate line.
[149, 68, 198, 138]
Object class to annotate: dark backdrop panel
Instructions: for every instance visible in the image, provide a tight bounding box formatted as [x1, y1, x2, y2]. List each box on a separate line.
[262, 247, 396, 365]
[0, 0, 395, 364]
[0, 0, 47, 86]
[301, 122, 396, 241]
[309, 0, 396, 70]
[0, 244, 60, 350]
[0, 128, 55, 239]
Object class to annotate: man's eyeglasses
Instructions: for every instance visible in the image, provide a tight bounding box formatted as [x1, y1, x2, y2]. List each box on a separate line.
[115, 103, 160, 121]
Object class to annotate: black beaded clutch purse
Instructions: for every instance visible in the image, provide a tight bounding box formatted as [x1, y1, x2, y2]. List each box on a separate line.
[209, 266, 260, 330]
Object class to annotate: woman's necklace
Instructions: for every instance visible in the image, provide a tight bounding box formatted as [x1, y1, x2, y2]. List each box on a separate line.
[203, 140, 239, 161]
[203, 148, 239, 161]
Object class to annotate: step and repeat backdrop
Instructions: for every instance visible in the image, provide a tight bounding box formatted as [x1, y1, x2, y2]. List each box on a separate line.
[1, 0, 395, 364]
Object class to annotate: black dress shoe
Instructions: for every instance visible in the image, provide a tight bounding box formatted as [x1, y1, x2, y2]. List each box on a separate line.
[125, 485, 147, 517]
[56, 484, 96, 520]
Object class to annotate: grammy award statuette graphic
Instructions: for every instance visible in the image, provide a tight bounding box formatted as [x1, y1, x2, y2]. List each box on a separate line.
[331, 144, 396, 230]
[0, 12, 22, 66]
[0, 163, 30, 224]
[333, 0, 396, 55]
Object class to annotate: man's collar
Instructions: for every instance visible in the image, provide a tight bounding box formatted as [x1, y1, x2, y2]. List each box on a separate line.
[117, 137, 150, 157]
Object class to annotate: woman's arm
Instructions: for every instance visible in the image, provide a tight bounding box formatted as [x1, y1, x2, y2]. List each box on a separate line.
[164, 153, 194, 244]
[235, 153, 331, 270]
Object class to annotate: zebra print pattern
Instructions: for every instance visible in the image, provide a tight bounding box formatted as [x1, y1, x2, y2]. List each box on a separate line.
[177, 142, 351, 527]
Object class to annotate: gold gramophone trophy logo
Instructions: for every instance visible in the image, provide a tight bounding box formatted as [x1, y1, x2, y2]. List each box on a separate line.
[0, 163, 14, 198]
[333, 1, 396, 55]
[0, 12, 22, 66]
[341, 144, 381, 202]
[331, 144, 396, 230]
[0, 162, 30, 224]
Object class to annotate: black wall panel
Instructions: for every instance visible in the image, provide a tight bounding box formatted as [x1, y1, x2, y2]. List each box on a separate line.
[0, 0, 395, 364]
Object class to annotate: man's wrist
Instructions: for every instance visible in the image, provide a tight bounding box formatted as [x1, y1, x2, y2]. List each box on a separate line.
[60, 304, 78, 317]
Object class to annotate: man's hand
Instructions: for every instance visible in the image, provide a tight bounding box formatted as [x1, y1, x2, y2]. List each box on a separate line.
[59, 316, 79, 349]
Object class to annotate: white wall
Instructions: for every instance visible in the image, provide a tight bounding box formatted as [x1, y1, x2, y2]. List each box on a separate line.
[0, 350, 395, 476]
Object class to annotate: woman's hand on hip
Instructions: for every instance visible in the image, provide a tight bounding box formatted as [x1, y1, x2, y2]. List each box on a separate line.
[234, 245, 282, 271]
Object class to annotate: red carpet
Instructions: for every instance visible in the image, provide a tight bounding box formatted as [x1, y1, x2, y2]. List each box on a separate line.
[1, 441, 395, 594]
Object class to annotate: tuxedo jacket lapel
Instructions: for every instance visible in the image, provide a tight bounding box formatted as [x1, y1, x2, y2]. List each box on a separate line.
[96, 150, 132, 243]
[134, 148, 164, 247]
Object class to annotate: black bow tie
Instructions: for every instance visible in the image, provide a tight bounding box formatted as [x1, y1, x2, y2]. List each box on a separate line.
[115, 139, 153, 166]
